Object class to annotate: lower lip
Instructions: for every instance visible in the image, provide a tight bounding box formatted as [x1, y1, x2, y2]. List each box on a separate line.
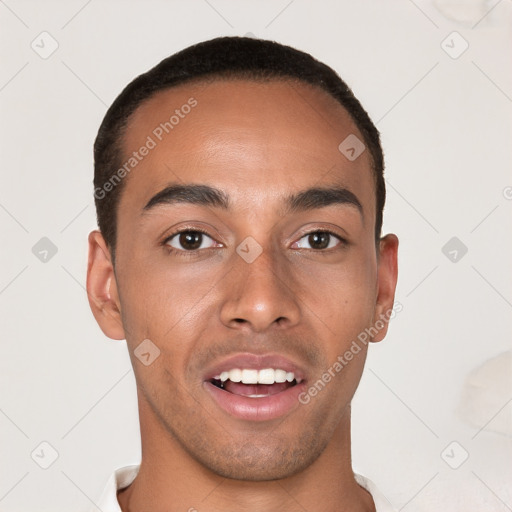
[204, 380, 307, 421]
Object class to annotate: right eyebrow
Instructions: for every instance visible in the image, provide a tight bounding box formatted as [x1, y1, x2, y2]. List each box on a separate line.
[142, 184, 230, 213]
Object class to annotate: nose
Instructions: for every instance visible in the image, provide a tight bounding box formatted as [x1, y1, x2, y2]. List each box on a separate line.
[219, 246, 301, 333]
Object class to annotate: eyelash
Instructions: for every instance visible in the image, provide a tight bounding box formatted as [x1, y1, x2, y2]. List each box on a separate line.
[161, 228, 348, 256]
[161, 227, 216, 257]
[294, 230, 348, 252]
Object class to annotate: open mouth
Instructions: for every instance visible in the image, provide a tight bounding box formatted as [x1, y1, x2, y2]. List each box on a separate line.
[208, 368, 303, 398]
[204, 364, 307, 421]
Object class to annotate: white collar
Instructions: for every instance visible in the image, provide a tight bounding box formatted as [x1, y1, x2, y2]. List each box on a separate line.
[93, 465, 396, 512]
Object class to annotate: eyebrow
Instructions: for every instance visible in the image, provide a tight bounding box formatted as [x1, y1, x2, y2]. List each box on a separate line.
[142, 183, 362, 217]
[286, 186, 362, 216]
[143, 184, 230, 211]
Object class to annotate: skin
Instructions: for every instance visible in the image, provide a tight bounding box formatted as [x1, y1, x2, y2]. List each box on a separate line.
[87, 78, 398, 512]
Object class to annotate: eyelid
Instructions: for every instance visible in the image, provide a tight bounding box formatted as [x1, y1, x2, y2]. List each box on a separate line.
[298, 228, 344, 239]
[162, 227, 223, 252]
[291, 224, 348, 242]
[160, 221, 223, 242]
[159, 224, 348, 255]
[292, 229, 345, 249]
[162, 226, 209, 243]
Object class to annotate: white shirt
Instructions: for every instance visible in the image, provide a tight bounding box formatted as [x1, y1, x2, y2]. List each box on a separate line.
[93, 465, 397, 512]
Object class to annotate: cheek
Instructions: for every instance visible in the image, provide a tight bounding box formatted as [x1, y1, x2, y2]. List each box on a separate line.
[115, 255, 222, 346]
[294, 250, 378, 341]
[115, 262, 211, 398]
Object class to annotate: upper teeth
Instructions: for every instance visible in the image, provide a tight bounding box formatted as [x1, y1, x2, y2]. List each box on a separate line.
[214, 368, 297, 385]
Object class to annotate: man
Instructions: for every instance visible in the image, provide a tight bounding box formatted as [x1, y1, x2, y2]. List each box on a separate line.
[87, 36, 399, 511]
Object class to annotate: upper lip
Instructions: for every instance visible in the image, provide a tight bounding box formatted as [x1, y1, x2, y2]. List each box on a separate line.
[203, 352, 307, 382]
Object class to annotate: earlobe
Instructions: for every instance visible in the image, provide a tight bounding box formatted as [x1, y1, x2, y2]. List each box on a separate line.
[86, 230, 126, 340]
[371, 234, 399, 343]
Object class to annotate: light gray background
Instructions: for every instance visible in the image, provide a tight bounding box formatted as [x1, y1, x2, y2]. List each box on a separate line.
[1, 0, 511, 511]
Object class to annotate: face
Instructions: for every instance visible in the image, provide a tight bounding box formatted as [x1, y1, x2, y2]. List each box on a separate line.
[87, 79, 398, 481]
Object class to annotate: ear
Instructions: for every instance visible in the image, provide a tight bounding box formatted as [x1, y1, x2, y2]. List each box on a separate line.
[86, 230, 125, 340]
[371, 233, 399, 343]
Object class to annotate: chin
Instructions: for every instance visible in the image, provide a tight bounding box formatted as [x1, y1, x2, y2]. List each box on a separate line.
[187, 429, 328, 482]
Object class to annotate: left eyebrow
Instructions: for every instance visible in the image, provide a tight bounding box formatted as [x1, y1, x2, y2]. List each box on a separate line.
[285, 186, 363, 217]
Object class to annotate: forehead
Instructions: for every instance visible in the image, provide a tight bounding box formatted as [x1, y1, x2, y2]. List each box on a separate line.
[119, 78, 375, 220]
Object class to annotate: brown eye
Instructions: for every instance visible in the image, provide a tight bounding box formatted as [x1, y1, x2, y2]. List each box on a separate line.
[179, 232, 202, 250]
[308, 232, 330, 249]
[166, 231, 216, 251]
[295, 231, 341, 250]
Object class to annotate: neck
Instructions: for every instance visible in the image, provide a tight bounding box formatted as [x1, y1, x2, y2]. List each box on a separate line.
[117, 395, 375, 512]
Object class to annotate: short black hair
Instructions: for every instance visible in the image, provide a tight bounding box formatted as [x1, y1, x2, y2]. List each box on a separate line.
[93, 36, 385, 261]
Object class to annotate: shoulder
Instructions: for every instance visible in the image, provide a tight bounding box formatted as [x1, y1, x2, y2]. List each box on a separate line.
[354, 473, 397, 512]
